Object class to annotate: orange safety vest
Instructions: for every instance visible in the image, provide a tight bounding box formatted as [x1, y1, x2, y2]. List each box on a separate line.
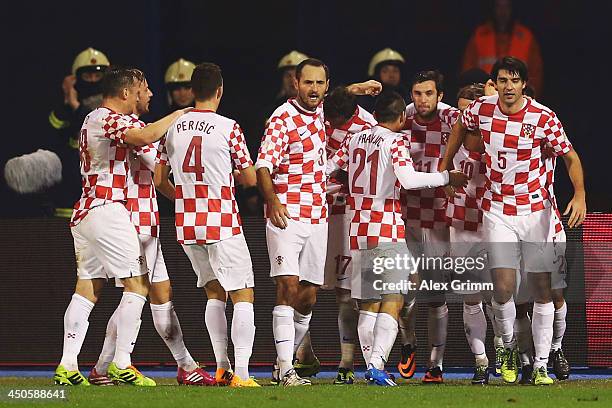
[474, 22, 533, 74]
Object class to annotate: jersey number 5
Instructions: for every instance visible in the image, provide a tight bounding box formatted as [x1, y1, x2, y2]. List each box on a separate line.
[351, 148, 379, 195]
[183, 136, 205, 181]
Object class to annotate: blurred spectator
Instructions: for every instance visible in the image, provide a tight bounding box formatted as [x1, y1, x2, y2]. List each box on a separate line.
[462, 0, 543, 96]
[164, 58, 196, 113]
[360, 48, 407, 112]
[272, 50, 309, 110]
[47, 47, 109, 217]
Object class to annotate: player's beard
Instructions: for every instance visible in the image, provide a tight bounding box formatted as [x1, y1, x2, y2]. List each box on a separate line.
[297, 90, 323, 111]
[417, 104, 437, 122]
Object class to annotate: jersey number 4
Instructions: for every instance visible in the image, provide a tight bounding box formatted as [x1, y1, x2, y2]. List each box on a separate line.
[351, 148, 379, 195]
[183, 136, 205, 181]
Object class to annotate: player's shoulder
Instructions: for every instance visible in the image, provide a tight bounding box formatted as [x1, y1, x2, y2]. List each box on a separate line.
[87, 107, 112, 122]
[83, 107, 114, 130]
[268, 100, 294, 122]
[209, 110, 239, 130]
[355, 105, 377, 125]
[474, 94, 498, 107]
[526, 97, 556, 119]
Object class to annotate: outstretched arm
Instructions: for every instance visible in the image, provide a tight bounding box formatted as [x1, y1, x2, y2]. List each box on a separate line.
[346, 80, 383, 96]
[561, 149, 586, 228]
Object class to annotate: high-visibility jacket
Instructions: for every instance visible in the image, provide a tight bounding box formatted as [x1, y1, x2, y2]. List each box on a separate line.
[472, 22, 533, 74]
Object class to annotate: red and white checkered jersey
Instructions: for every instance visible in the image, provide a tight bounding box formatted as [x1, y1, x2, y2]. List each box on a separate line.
[400, 104, 460, 229]
[70, 107, 143, 226]
[462, 94, 573, 216]
[127, 139, 160, 237]
[329, 125, 413, 250]
[256, 98, 327, 223]
[325, 105, 376, 215]
[156, 109, 253, 244]
[447, 145, 487, 231]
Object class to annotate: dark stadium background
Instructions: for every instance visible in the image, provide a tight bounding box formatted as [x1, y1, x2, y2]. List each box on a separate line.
[1, 0, 611, 369]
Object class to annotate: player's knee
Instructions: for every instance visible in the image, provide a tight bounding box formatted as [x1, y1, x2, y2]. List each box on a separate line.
[551, 288, 565, 305]
[205, 280, 227, 301]
[229, 287, 254, 304]
[335, 288, 352, 304]
[493, 287, 513, 303]
[275, 276, 298, 304]
[150, 280, 172, 305]
[122, 274, 150, 297]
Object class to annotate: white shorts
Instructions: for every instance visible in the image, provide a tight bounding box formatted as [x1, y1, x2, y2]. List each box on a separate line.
[72, 203, 147, 280]
[449, 227, 491, 295]
[323, 213, 352, 290]
[483, 207, 555, 273]
[115, 235, 169, 287]
[350, 242, 413, 300]
[182, 233, 254, 292]
[266, 219, 328, 285]
[405, 226, 450, 296]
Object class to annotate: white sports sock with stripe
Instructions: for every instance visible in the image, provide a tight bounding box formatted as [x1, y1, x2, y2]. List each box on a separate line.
[60, 294, 94, 371]
[357, 310, 378, 367]
[114, 292, 146, 369]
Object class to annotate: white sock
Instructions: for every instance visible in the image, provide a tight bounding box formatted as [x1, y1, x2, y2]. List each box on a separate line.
[205, 299, 231, 370]
[293, 310, 312, 354]
[357, 310, 377, 367]
[151, 301, 197, 371]
[369, 313, 398, 370]
[273, 305, 295, 378]
[399, 298, 417, 346]
[551, 302, 567, 351]
[514, 316, 533, 367]
[114, 292, 146, 369]
[95, 307, 119, 374]
[232, 302, 255, 380]
[492, 298, 516, 348]
[60, 294, 94, 371]
[338, 298, 358, 369]
[532, 302, 555, 369]
[428, 304, 448, 369]
[463, 303, 487, 362]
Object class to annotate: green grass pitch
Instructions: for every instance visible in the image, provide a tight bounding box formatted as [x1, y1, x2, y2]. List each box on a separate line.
[0, 378, 610, 408]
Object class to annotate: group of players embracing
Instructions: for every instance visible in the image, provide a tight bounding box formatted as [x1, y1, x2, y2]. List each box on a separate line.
[54, 55, 585, 388]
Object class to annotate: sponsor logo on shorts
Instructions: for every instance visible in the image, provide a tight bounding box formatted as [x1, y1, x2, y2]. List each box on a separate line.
[275, 255, 284, 266]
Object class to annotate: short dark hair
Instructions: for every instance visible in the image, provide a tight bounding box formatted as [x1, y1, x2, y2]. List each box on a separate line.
[101, 67, 144, 98]
[457, 83, 485, 101]
[411, 70, 444, 94]
[491, 56, 528, 82]
[191, 63, 223, 101]
[323, 86, 356, 123]
[373, 91, 406, 123]
[295, 58, 329, 81]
